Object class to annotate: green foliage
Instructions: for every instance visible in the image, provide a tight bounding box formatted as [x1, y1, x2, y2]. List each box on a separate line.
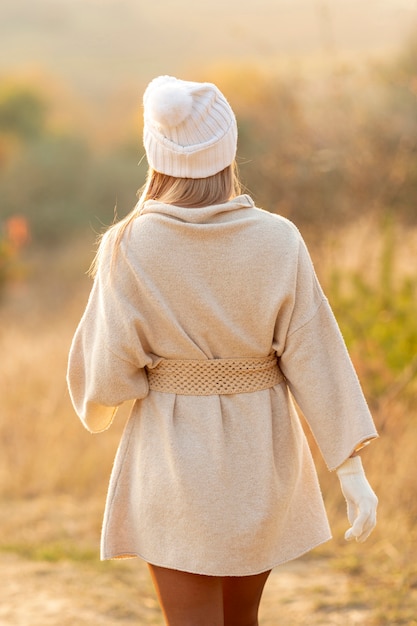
[328, 220, 417, 400]
[0, 78, 145, 244]
[0, 133, 146, 243]
[0, 84, 47, 140]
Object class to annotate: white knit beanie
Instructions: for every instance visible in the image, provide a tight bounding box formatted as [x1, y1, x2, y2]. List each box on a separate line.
[143, 76, 238, 179]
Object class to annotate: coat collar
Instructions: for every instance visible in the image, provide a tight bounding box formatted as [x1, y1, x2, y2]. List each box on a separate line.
[139, 195, 254, 224]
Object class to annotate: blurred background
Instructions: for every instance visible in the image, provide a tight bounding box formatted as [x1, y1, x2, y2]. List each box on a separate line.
[1, 1, 417, 624]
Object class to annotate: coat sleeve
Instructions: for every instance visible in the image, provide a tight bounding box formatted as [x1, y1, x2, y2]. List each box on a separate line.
[275, 231, 378, 471]
[67, 231, 149, 433]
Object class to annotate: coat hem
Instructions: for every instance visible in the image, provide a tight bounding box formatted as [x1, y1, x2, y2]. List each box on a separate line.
[100, 533, 333, 577]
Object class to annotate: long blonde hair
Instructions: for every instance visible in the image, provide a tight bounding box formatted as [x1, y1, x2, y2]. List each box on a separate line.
[89, 162, 242, 277]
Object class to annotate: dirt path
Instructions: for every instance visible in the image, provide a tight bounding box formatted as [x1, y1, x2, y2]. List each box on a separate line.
[0, 552, 372, 625]
[0, 498, 373, 624]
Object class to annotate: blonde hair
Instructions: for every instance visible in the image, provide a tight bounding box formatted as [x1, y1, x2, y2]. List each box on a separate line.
[89, 162, 242, 277]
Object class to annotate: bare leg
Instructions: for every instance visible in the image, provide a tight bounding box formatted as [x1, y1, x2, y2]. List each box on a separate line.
[148, 563, 224, 626]
[222, 569, 272, 626]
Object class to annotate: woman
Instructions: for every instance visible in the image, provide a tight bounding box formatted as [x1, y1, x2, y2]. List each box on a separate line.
[67, 75, 378, 626]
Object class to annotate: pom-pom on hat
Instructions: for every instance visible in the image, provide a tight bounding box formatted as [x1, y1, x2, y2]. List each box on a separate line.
[143, 76, 238, 179]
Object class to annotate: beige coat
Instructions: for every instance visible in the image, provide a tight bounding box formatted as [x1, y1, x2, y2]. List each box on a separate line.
[67, 195, 377, 576]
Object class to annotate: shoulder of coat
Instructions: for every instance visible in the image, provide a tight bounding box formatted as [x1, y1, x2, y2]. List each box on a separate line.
[251, 206, 301, 242]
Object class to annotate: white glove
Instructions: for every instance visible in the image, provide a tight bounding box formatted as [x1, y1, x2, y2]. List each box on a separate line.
[336, 455, 378, 542]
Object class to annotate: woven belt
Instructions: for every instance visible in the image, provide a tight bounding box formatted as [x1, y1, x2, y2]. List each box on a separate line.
[145, 354, 284, 396]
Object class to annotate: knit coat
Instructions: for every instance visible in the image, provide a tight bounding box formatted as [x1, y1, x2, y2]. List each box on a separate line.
[67, 194, 378, 576]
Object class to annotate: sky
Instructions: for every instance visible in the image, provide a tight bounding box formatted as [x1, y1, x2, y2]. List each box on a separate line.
[1, 0, 417, 101]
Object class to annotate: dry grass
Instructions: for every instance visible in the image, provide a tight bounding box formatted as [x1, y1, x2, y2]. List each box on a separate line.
[0, 235, 132, 497]
[1, 220, 417, 623]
